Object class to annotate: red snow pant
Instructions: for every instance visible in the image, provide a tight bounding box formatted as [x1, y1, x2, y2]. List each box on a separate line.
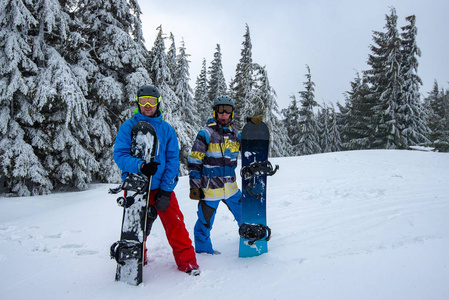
[146, 189, 199, 272]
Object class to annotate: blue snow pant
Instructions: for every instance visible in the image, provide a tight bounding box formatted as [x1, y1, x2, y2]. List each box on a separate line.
[194, 190, 242, 254]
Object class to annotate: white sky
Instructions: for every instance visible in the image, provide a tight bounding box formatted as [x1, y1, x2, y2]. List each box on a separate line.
[139, 0, 449, 110]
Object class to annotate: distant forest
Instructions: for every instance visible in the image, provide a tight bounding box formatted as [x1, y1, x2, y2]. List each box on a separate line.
[1, 2, 448, 196]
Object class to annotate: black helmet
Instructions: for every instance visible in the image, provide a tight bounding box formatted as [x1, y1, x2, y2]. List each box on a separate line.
[213, 95, 234, 109]
[213, 95, 235, 125]
[137, 85, 160, 99]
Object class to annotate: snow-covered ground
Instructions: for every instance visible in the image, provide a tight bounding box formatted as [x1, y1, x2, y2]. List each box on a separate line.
[1, 150, 448, 300]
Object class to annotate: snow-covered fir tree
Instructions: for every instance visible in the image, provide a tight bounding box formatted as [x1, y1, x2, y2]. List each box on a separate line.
[298, 65, 321, 155]
[318, 102, 332, 153]
[327, 103, 342, 152]
[174, 39, 197, 127]
[364, 7, 406, 149]
[77, 0, 151, 183]
[149, 25, 178, 119]
[173, 39, 197, 174]
[251, 64, 288, 157]
[149, 28, 196, 174]
[193, 58, 209, 126]
[341, 72, 375, 150]
[335, 101, 350, 146]
[167, 32, 177, 87]
[282, 95, 301, 156]
[207, 44, 228, 105]
[399, 15, 430, 147]
[424, 81, 449, 151]
[0, 0, 105, 195]
[230, 24, 254, 129]
[318, 102, 342, 153]
[0, 0, 54, 196]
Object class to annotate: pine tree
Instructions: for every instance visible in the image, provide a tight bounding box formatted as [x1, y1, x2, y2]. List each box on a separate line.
[193, 58, 209, 126]
[298, 65, 321, 155]
[342, 72, 375, 150]
[230, 24, 254, 129]
[318, 103, 332, 153]
[77, 0, 151, 183]
[167, 32, 177, 87]
[0, 0, 51, 196]
[149, 27, 197, 174]
[424, 81, 441, 142]
[399, 15, 430, 147]
[424, 81, 449, 151]
[251, 64, 289, 157]
[328, 103, 342, 152]
[317, 102, 341, 153]
[364, 7, 405, 149]
[0, 0, 105, 195]
[318, 102, 342, 153]
[173, 39, 197, 174]
[335, 101, 350, 146]
[282, 95, 301, 156]
[207, 44, 227, 104]
[149, 25, 178, 119]
[174, 39, 197, 125]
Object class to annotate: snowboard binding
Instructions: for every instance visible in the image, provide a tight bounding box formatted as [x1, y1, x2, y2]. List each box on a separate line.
[110, 240, 143, 265]
[116, 196, 135, 208]
[109, 173, 149, 195]
[240, 160, 279, 198]
[109, 173, 150, 207]
[239, 223, 271, 245]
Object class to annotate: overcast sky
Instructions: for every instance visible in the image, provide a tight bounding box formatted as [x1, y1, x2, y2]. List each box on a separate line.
[139, 0, 448, 110]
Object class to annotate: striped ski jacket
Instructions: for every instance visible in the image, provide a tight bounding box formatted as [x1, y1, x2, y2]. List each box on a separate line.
[188, 118, 241, 201]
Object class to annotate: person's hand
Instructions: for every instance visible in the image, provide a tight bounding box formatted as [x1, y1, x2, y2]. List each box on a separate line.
[154, 189, 171, 211]
[141, 161, 160, 177]
[189, 188, 204, 200]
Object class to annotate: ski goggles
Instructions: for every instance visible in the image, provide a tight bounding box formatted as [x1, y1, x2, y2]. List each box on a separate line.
[215, 105, 234, 114]
[138, 96, 160, 107]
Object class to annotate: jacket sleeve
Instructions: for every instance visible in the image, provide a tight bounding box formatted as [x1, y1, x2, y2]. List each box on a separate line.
[188, 129, 209, 189]
[113, 121, 144, 176]
[159, 124, 180, 192]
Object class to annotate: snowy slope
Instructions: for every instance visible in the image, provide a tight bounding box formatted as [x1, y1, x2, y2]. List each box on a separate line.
[1, 150, 448, 300]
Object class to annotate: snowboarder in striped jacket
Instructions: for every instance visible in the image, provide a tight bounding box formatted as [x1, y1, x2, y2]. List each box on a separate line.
[188, 95, 242, 255]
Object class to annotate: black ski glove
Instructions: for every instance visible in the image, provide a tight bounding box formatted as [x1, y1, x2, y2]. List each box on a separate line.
[154, 189, 171, 211]
[189, 188, 205, 200]
[140, 161, 160, 177]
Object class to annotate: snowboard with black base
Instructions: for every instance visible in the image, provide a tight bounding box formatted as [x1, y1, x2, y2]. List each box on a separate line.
[109, 121, 157, 285]
[239, 117, 278, 258]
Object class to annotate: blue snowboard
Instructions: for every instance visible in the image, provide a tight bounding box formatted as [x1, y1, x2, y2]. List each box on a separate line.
[239, 118, 277, 258]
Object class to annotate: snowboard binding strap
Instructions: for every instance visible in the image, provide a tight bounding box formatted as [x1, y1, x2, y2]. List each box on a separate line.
[109, 173, 149, 195]
[110, 240, 143, 265]
[116, 196, 135, 208]
[109, 173, 150, 207]
[239, 223, 271, 245]
[241, 160, 279, 198]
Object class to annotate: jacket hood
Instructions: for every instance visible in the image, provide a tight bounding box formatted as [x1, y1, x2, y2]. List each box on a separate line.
[206, 118, 216, 126]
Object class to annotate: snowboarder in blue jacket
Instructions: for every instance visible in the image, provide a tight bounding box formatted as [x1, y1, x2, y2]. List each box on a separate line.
[114, 85, 199, 275]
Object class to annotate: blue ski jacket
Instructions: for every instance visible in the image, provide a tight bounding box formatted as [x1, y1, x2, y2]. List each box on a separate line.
[113, 110, 179, 192]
